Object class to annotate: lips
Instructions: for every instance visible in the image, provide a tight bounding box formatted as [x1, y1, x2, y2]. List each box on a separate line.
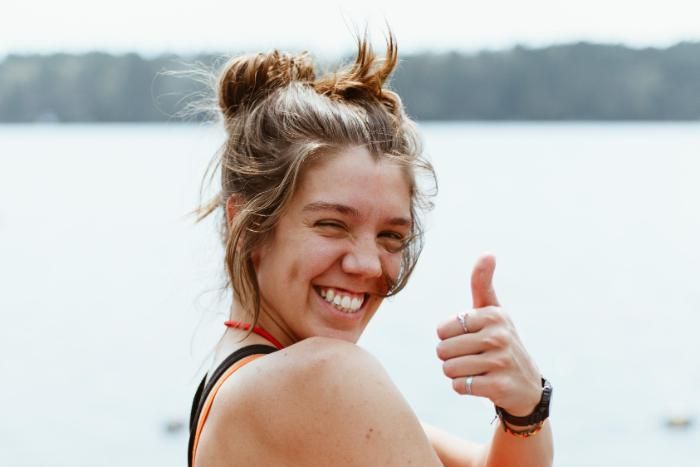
[316, 286, 366, 313]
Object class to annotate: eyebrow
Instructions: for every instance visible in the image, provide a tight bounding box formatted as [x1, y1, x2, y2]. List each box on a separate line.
[302, 201, 412, 227]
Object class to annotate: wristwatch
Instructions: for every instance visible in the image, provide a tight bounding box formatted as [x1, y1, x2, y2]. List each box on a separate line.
[495, 377, 552, 427]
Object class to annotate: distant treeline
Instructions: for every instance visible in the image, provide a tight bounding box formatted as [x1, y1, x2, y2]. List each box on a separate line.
[2, 42, 700, 122]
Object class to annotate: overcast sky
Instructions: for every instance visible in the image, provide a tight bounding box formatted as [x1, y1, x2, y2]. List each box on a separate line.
[3, 0, 700, 57]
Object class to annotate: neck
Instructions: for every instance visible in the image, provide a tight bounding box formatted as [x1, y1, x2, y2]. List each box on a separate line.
[229, 302, 297, 349]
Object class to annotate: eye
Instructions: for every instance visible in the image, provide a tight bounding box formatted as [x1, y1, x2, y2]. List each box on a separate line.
[313, 220, 348, 236]
[315, 220, 346, 229]
[380, 231, 404, 240]
[379, 231, 407, 252]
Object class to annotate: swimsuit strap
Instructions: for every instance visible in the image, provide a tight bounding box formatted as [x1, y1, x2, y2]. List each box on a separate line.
[188, 344, 278, 467]
[224, 320, 285, 350]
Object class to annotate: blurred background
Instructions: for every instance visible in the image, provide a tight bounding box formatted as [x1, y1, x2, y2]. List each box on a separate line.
[1, 1, 699, 466]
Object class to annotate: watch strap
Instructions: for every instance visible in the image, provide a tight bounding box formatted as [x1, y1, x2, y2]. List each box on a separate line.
[495, 377, 552, 427]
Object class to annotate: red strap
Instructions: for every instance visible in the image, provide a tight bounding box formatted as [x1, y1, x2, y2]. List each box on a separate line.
[224, 320, 285, 350]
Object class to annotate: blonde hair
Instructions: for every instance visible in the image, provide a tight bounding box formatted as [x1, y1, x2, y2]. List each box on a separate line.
[197, 33, 435, 326]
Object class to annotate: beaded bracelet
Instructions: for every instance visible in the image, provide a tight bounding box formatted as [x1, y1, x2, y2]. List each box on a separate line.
[500, 419, 545, 438]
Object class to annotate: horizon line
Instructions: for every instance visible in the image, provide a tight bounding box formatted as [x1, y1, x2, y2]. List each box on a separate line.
[3, 38, 700, 60]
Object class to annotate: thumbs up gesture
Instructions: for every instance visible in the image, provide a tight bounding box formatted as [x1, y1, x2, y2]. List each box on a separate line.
[436, 254, 542, 416]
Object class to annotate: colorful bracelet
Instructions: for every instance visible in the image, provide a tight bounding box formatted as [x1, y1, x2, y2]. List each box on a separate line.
[500, 419, 545, 438]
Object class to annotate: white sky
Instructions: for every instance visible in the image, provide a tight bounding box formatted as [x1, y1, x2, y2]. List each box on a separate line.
[3, 0, 700, 57]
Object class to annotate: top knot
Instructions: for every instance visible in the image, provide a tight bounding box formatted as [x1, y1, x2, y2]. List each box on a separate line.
[217, 50, 315, 118]
[313, 33, 401, 116]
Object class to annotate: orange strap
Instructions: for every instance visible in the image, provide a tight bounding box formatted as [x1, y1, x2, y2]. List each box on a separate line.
[191, 354, 265, 465]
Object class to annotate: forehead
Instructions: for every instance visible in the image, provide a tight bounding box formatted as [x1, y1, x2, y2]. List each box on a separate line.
[294, 146, 412, 216]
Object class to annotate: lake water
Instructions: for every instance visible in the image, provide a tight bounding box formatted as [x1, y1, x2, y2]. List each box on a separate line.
[1, 123, 698, 466]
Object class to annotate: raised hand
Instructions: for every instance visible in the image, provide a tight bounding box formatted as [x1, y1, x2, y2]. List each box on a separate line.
[436, 254, 542, 416]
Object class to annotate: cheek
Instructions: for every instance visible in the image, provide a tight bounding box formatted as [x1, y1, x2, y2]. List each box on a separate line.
[288, 262, 301, 282]
[303, 241, 345, 276]
[259, 236, 343, 285]
[383, 253, 403, 281]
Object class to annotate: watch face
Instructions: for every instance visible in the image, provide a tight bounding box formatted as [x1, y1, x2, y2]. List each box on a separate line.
[541, 379, 552, 414]
[543, 379, 552, 402]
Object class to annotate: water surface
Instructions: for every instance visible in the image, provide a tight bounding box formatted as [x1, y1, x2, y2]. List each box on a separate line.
[1, 123, 698, 466]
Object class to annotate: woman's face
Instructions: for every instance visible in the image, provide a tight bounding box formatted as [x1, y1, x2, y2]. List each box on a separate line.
[254, 146, 412, 344]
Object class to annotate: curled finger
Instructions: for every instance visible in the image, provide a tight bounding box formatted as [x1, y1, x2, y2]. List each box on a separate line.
[437, 311, 475, 340]
[442, 354, 491, 379]
[436, 333, 485, 361]
[437, 307, 503, 341]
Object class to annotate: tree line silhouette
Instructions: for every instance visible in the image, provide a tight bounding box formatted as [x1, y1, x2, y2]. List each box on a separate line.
[1, 42, 699, 122]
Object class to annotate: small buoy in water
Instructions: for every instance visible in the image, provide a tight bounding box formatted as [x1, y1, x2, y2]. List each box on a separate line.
[665, 416, 694, 430]
[164, 419, 185, 434]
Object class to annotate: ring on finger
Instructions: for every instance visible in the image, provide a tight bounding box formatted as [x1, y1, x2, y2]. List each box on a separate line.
[465, 375, 474, 395]
[457, 311, 470, 333]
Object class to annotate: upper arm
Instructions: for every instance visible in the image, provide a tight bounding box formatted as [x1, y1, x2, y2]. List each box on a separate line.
[204, 337, 443, 467]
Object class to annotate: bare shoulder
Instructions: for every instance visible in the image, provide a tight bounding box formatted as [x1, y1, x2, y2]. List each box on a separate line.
[198, 337, 442, 467]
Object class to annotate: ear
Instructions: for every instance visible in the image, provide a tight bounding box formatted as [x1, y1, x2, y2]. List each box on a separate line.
[226, 194, 262, 268]
[225, 194, 242, 228]
[251, 245, 262, 270]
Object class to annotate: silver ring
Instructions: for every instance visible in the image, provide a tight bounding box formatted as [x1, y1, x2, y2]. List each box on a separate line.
[457, 311, 470, 333]
[465, 376, 474, 395]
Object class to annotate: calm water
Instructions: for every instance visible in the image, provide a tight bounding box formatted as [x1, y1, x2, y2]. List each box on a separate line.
[1, 123, 698, 466]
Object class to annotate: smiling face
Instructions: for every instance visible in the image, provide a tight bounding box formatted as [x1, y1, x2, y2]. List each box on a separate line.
[253, 146, 413, 345]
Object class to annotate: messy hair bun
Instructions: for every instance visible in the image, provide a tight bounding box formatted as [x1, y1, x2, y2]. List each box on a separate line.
[314, 36, 401, 116]
[218, 50, 315, 118]
[198, 32, 436, 329]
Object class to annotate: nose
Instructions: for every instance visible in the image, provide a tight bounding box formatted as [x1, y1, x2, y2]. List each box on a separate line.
[341, 236, 383, 278]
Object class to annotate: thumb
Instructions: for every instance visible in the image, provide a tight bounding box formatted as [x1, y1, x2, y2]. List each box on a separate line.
[471, 253, 500, 308]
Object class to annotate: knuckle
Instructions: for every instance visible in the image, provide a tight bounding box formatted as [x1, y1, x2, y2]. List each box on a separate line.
[484, 329, 511, 349]
[482, 309, 501, 326]
[490, 352, 511, 370]
[490, 307, 509, 324]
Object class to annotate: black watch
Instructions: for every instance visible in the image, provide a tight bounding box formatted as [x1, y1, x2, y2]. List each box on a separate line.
[495, 377, 552, 427]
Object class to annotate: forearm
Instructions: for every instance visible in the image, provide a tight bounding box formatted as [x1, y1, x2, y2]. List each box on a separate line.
[481, 420, 553, 467]
[422, 422, 486, 467]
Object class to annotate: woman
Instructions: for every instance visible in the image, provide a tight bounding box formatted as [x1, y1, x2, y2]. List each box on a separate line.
[188, 34, 554, 467]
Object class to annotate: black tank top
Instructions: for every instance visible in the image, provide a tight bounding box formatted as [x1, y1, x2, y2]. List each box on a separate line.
[188, 344, 278, 467]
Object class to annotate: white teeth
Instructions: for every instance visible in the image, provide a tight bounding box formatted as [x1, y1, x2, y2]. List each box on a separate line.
[320, 287, 364, 313]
